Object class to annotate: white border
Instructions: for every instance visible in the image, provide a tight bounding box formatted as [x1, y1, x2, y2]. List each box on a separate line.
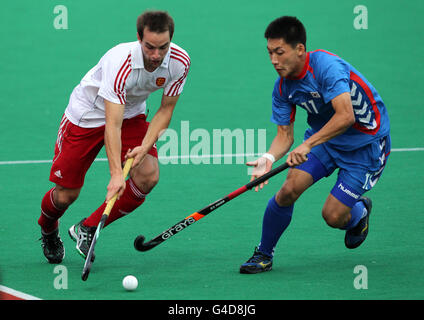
[0, 285, 42, 300]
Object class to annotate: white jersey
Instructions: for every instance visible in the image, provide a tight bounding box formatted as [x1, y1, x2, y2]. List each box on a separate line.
[64, 41, 190, 128]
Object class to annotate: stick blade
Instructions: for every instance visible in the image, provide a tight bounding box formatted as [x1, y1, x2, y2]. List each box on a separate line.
[134, 235, 162, 252]
[81, 233, 97, 281]
[81, 258, 92, 281]
[134, 235, 146, 251]
[81, 268, 90, 281]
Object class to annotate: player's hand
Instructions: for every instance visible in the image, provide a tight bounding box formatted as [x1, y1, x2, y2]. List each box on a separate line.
[287, 142, 311, 166]
[106, 173, 126, 202]
[126, 146, 147, 168]
[246, 156, 273, 192]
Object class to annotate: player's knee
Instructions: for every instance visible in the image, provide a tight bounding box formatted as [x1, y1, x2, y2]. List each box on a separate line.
[322, 209, 346, 228]
[131, 169, 159, 194]
[130, 156, 159, 192]
[143, 171, 159, 191]
[275, 184, 301, 206]
[322, 194, 352, 228]
[54, 185, 80, 209]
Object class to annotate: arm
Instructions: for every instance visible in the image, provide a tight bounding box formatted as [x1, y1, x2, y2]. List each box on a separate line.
[267, 123, 295, 162]
[127, 94, 179, 167]
[287, 92, 355, 166]
[247, 123, 294, 191]
[104, 99, 126, 201]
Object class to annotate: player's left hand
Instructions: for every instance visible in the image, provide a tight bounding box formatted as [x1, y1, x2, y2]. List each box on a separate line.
[126, 146, 148, 168]
[287, 142, 311, 166]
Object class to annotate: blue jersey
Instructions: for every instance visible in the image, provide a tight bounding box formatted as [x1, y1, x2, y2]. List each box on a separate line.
[271, 49, 390, 151]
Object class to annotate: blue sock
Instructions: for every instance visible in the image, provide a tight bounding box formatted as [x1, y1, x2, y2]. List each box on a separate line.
[341, 200, 367, 230]
[258, 196, 293, 257]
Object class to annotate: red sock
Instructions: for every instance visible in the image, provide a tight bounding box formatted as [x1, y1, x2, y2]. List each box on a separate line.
[83, 178, 147, 228]
[38, 188, 66, 234]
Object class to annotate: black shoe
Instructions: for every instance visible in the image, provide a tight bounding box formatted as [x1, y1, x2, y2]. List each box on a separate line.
[240, 247, 273, 274]
[345, 197, 372, 249]
[68, 218, 96, 261]
[40, 229, 65, 264]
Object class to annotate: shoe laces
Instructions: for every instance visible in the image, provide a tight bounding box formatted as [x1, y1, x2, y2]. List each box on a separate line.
[81, 226, 96, 245]
[40, 233, 62, 249]
[247, 248, 271, 263]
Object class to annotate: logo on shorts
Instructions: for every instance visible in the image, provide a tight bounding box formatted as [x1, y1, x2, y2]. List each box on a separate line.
[338, 183, 359, 199]
[119, 209, 130, 215]
[310, 92, 321, 98]
[156, 77, 166, 86]
[54, 170, 63, 179]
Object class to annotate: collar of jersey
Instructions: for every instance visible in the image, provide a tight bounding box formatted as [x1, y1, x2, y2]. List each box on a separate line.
[131, 41, 171, 70]
[287, 52, 310, 80]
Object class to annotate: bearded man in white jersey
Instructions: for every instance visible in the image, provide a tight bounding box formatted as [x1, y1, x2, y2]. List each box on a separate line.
[38, 10, 191, 263]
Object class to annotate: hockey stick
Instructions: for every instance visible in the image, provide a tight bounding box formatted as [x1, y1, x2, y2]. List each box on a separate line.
[134, 161, 290, 252]
[81, 158, 134, 281]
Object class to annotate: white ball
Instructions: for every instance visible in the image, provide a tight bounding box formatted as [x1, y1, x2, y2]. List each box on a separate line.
[122, 275, 138, 291]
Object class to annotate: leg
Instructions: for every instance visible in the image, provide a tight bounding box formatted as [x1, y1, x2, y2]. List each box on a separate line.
[322, 187, 372, 249]
[40, 115, 104, 232]
[324, 135, 391, 248]
[82, 156, 159, 228]
[129, 154, 160, 194]
[83, 115, 159, 229]
[258, 168, 314, 256]
[322, 193, 356, 228]
[39, 115, 104, 263]
[240, 168, 315, 274]
[264, 149, 332, 255]
[71, 156, 159, 258]
[323, 173, 374, 250]
[323, 174, 369, 230]
[38, 185, 82, 264]
[53, 185, 81, 209]
[240, 152, 331, 274]
[104, 154, 159, 227]
[275, 167, 314, 206]
[38, 185, 81, 234]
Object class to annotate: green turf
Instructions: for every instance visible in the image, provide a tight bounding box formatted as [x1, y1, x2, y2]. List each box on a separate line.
[0, 0, 423, 301]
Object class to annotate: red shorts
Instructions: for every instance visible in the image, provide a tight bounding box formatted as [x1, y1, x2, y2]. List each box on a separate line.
[49, 114, 158, 189]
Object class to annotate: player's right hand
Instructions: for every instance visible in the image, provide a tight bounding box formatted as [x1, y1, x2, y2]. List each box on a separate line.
[246, 156, 273, 192]
[106, 173, 126, 202]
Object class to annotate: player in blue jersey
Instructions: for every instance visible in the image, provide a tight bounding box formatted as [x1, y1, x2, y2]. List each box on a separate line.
[240, 16, 391, 274]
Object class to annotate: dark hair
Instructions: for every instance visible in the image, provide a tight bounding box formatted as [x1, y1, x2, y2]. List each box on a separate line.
[264, 16, 306, 49]
[136, 10, 174, 40]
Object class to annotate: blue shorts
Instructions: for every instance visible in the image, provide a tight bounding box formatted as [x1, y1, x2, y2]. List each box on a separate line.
[296, 130, 391, 208]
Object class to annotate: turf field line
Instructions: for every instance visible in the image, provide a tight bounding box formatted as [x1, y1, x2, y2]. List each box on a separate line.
[0, 152, 263, 165]
[0, 285, 41, 300]
[391, 147, 424, 152]
[0, 148, 423, 165]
